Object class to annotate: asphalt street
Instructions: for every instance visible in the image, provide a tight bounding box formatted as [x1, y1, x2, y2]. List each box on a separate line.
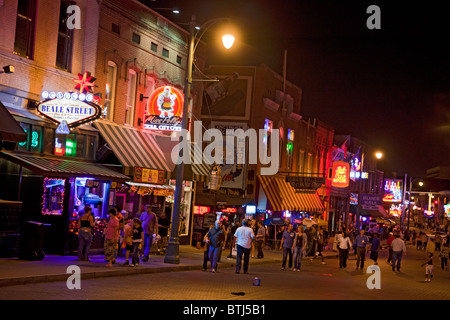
[0, 247, 449, 301]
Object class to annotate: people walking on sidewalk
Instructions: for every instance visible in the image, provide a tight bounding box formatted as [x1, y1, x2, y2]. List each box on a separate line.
[369, 233, 381, 265]
[313, 228, 326, 264]
[104, 208, 120, 267]
[280, 223, 295, 270]
[130, 218, 144, 267]
[387, 232, 395, 265]
[416, 232, 422, 250]
[227, 222, 240, 259]
[435, 233, 442, 252]
[338, 232, 352, 269]
[255, 220, 265, 259]
[293, 226, 308, 271]
[439, 242, 449, 271]
[421, 252, 434, 282]
[206, 220, 225, 273]
[77, 206, 94, 261]
[353, 229, 369, 270]
[122, 217, 133, 265]
[391, 233, 407, 272]
[140, 205, 158, 262]
[234, 219, 254, 274]
[420, 232, 428, 250]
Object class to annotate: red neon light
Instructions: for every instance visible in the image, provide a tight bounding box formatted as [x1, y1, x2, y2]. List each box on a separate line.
[194, 206, 210, 215]
[331, 161, 349, 188]
[221, 207, 237, 213]
[55, 147, 65, 156]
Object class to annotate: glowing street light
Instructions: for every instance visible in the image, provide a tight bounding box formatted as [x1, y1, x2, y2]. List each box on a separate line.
[375, 152, 383, 159]
[222, 34, 235, 49]
[165, 15, 235, 265]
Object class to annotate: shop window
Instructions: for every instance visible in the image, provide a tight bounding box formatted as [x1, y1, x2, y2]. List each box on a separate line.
[65, 134, 77, 157]
[286, 129, 294, 169]
[56, 0, 74, 71]
[17, 123, 30, 152]
[42, 178, 65, 215]
[73, 177, 107, 218]
[43, 127, 54, 154]
[85, 135, 97, 160]
[54, 134, 66, 156]
[29, 125, 43, 153]
[14, 0, 37, 59]
[76, 134, 86, 158]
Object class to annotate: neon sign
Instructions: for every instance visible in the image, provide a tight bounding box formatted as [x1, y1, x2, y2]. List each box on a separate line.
[444, 204, 450, 219]
[331, 161, 350, 188]
[389, 204, 402, 217]
[193, 206, 210, 215]
[144, 86, 184, 131]
[383, 179, 403, 203]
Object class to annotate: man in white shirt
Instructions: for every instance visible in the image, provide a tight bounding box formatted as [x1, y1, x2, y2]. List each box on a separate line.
[391, 233, 407, 272]
[234, 219, 255, 274]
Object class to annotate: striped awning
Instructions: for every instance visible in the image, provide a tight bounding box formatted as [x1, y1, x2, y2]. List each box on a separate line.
[156, 136, 214, 182]
[1, 151, 129, 181]
[95, 120, 173, 172]
[258, 175, 324, 212]
[191, 142, 213, 182]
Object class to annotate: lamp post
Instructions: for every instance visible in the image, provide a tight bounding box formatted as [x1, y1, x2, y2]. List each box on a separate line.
[164, 15, 234, 264]
[356, 151, 382, 231]
[406, 177, 423, 232]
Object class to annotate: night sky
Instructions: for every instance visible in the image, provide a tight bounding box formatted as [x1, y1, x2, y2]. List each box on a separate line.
[142, 0, 450, 177]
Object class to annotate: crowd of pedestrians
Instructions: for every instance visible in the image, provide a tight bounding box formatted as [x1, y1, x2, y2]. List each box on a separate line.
[77, 206, 450, 282]
[76, 204, 170, 267]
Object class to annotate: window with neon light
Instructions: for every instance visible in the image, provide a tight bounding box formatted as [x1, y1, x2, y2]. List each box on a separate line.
[42, 178, 65, 215]
[286, 129, 294, 169]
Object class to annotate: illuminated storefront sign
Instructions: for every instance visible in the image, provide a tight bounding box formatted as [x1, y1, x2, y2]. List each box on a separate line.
[38, 72, 101, 131]
[389, 204, 402, 217]
[444, 204, 450, 219]
[193, 206, 210, 215]
[331, 161, 350, 188]
[134, 167, 165, 184]
[38, 98, 101, 128]
[383, 179, 403, 203]
[424, 208, 435, 218]
[144, 86, 184, 131]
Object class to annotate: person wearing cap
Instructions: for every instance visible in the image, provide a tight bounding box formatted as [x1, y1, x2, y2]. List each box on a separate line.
[105, 208, 120, 267]
[386, 232, 395, 265]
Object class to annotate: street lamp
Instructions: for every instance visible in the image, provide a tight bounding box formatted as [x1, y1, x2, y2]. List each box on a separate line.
[164, 15, 234, 264]
[406, 177, 423, 232]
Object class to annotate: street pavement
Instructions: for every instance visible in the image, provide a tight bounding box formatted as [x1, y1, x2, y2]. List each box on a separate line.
[0, 240, 449, 300]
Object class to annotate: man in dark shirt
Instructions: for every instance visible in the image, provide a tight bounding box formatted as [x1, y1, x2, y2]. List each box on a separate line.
[157, 211, 170, 254]
[206, 220, 225, 273]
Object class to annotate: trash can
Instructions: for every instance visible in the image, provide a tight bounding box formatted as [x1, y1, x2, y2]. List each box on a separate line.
[19, 221, 51, 260]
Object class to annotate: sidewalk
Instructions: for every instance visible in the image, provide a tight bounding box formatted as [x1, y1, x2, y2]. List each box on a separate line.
[0, 245, 340, 287]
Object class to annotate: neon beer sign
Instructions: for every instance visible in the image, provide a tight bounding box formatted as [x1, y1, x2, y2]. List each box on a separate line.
[144, 86, 184, 131]
[331, 161, 350, 188]
[383, 179, 402, 203]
